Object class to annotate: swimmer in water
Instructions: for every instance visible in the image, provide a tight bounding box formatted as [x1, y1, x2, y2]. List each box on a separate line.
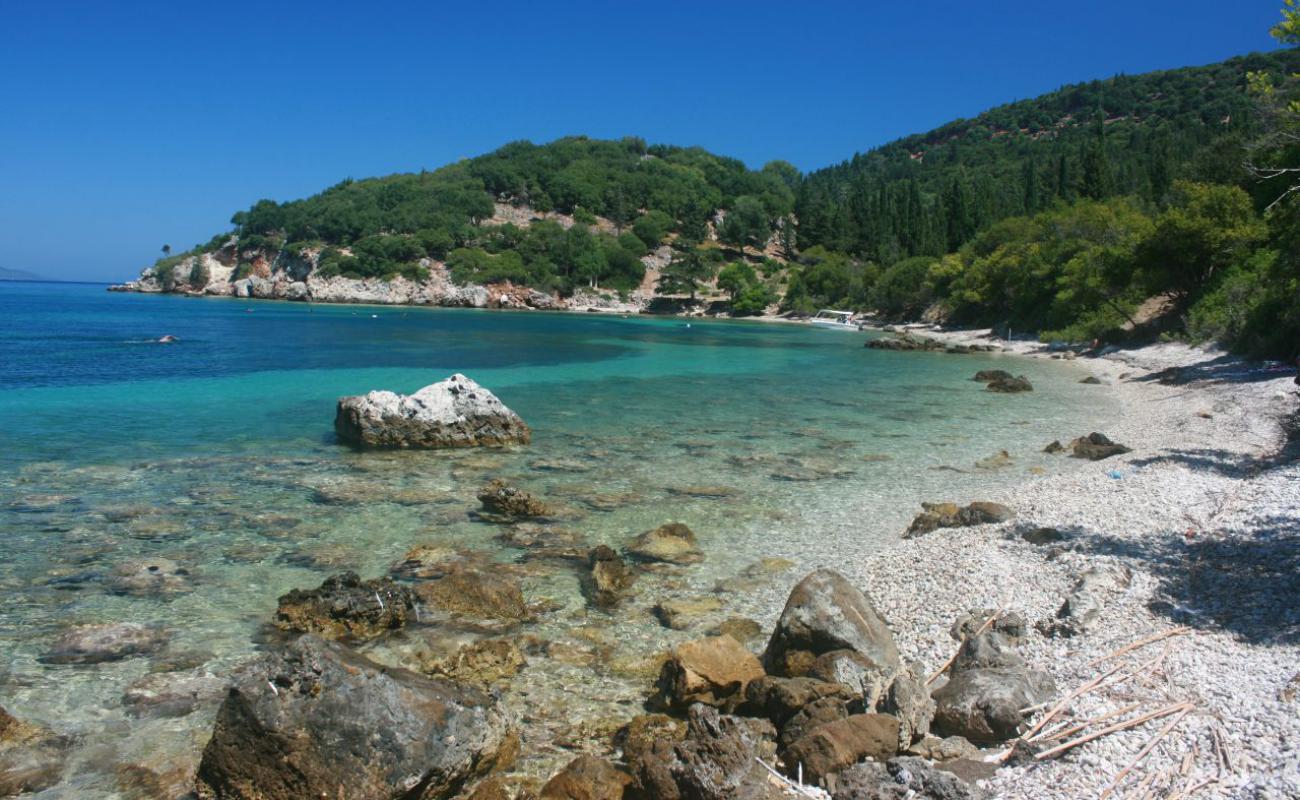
[158, 335, 177, 343]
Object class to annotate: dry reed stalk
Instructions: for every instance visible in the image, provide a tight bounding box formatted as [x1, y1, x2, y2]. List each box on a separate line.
[1028, 702, 1144, 743]
[1087, 627, 1190, 668]
[1098, 704, 1194, 799]
[1021, 661, 1128, 740]
[1034, 702, 1191, 761]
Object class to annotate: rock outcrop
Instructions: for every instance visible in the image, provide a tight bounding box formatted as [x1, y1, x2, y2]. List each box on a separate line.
[274, 571, 415, 641]
[904, 502, 1014, 538]
[1067, 432, 1132, 460]
[195, 635, 514, 800]
[624, 705, 781, 800]
[764, 570, 900, 681]
[335, 374, 530, 449]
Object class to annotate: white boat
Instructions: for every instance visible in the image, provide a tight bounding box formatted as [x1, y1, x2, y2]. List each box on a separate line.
[809, 309, 858, 330]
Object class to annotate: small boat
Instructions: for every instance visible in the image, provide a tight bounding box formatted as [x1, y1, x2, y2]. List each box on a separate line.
[809, 309, 857, 330]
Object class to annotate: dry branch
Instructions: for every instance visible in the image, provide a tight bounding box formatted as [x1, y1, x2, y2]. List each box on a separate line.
[1098, 704, 1193, 798]
[1034, 702, 1192, 761]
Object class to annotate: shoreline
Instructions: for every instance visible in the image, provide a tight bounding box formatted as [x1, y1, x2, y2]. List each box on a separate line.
[846, 335, 1300, 798]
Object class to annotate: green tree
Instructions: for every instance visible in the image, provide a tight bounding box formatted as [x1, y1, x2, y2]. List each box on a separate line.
[658, 247, 714, 300]
[716, 261, 756, 299]
[717, 195, 770, 254]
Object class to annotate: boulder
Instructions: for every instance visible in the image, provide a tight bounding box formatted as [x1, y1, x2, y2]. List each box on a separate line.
[808, 649, 892, 702]
[764, 570, 899, 680]
[195, 635, 514, 800]
[477, 480, 552, 519]
[783, 714, 901, 785]
[654, 635, 765, 712]
[881, 665, 936, 748]
[740, 676, 856, 731]
[0, 707, 69, 796]
[414, 569, 530, 622]
[777, 696, 854, 750]
[971, 370, 1012, 383]
[830, 756, 985, 800]
[335, 373, 530, 449]
[985, 375, 1033, 393]
[904, 502, 1014, 538]
[540, 755, 631, 800]
[105, 557, 194, 597]
[627, 523, 704, 565]
[1043, 440, 1066, 454]
[275, 571, 415, 641]
[585, 546, 636, 608]
[41, 623, 168, 665]
[906, 735, 979, 762]
[1068, 432, 1132, 461]
[1038, 564, 1132, 638]
[931, 632, 1055, 743]
[624, 705, 781, 800]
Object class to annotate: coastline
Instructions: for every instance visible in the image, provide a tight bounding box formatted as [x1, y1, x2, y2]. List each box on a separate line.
[842, 333, 1299, 798]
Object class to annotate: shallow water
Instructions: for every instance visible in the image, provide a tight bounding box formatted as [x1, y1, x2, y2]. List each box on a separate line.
[0, 282, 1117, 795]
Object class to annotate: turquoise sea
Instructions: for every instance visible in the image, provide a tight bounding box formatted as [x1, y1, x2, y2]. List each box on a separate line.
[0, 281, 1115, 796]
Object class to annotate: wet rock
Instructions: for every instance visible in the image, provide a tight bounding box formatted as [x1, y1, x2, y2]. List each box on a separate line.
[540, 755, 631, 799]
[712, 558, 796, 594]
[971, 370, 1012, 383]
[665, 485, 741, 499]
[713, 617, 763, 644]
[904, 502, 1014, 538]
[1068, 432, 1132, 460]
[461, 776, 516, 800]
[584, 546, 636, 608]
[415, 569, 530, 622]
[615, 713, 686, 762]
[973, 450, 1013, 470]
[764, 569, 899, 679]
[334, 373, 531, 449]
[1038, 564, 1132, 638]
[654, 597, 723, 630]
[881, 665, 935, 748]
[625, 705, 780, 800]
[783, 714, 901, 785]
[123, 669, 225, 718]
[477, 480, 553, 520]
[529, 458, 593, 474]
[41, 623, 168, 664]
[867, 336, 945, 352]
[421, 638, 526, 687]
[1043, 440, 1065, 454]
[274, 571, 415, 641]
[0, 707, 69, 796]
[949, 610, 1027, 644]
[391, 544, 483, 581]
[931, 632, 1055, 743]
[831, 756, 985, 800]
[497, 525, 587, 553]
[627, 523, 704, 566]
[654, 635, 765, 712]
[985, 375, 1033, 393]
[195, 635, 514, 800]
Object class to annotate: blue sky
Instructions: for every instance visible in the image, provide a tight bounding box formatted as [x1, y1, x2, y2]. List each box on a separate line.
[0, 1, 1285, 281]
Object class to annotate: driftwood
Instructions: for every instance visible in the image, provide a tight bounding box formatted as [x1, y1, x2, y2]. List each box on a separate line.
[1097, 704, 1193, 798]
[1034, 702, 1191, 760]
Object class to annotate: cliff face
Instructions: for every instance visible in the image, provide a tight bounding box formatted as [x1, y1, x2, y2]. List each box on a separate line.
[110, 240, 648, 313]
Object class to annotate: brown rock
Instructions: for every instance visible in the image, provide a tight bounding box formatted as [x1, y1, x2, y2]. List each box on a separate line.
[414, 569, 529, 621]
[655, 635, 765, 712]
[783, 714, 901, 785]
[627, 523, 704, 565]
[1068, 432, 1131, 461]
[714, 617, 763, 643]
[477, 479, 552, 519]
[421, 638, 526, 687]
[274, 571, 415, 641]
[585, 546, 635, 608]
[654, 597, 723, 630]
[763, 569, 899, 679]
[540, 755, 631, 800]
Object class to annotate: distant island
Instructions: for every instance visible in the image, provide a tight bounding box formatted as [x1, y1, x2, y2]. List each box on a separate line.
[112, 48, 1300, 359]
[0, 266, 44, 281]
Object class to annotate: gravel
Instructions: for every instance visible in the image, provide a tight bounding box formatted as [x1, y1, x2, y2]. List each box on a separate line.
[838, 331, 1300, 799]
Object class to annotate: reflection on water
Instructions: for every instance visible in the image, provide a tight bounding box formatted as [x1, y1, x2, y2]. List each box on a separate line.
[0, 283, 1115, 796]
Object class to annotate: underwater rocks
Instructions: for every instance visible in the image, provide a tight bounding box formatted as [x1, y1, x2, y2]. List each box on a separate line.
[585, 545, 636, 608]
[654, 597, 724, 630]
[414, 569, 531, 622]
[334, 373, 531, 449]
[274, 571, 415, 641]
[903, 502, 1014, 538]
[867, 336, 946, 352]
[539, 754, 632, 799]
[984, 374, 1033, 393]
[40, 623, 169, 665]
[122, 669, 225, 719]
[194, 635, 514, 800]
[627, 523, 704, 565]
[0, 707, 69, 797]
[421, 638, 527, 688]
[763, 569, 899, 680]
[477, 479, 553, 520]
[105, 557, 194, 597]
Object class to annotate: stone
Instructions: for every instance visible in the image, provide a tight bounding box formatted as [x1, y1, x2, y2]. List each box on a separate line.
[105, 557, 194, 597]
[654, 597, 724, 630]
[714, 617, 763, 643]
[949, 610, 1027, 644]
[123, 669, 225, 718]
[783, 714, 901, 785]
[0, 707, 69, 797]
[194, 635, 514, 800]
[421, 638, 527, 687]
[931, 633, 1055, 743]
[414, 569, 529, 622]
[1039, 564, 1132, 637]
[778, 696, 854, 750]
[477, 480, 553, 519]
[881, 666, 935, 748]
[41, 623, 168, 665]
[540, 755, 631, 800]
[275, 571, 415, 641]
[904, 502, 1014, 538]
[1043, 440, 1065, 454]
[627, 523, 704, 565]
[741, 676, 856, 731]
[1079, 376, 1103, 385]
[971, 370, 1012, 383]
[764, 570, 899, 680]
[654, 635, 765, 712]
[973, 450, 1013, 470]
[830, 756, 985, 800]
[585, 546, 636, 608]
[906, 735, 979, 762]
[867, 336, 946, 352]
[985, 375, 1033, 393]
[625, 705, 781, 800]
[1068, 432, 1132, 461]
[808, 649, 892, 701]
[1020, 527, 1066, 545]
[334, 373, 530, 449]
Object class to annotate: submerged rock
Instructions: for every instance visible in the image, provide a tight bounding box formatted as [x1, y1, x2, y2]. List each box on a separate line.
[41, 623, 168, 665]
[585, 546, 636, 608]
[334, 373, 530, 449]
[122, 668, 226, 719]
[274, 571, 415, 641]
[1067, 432, 1132, 460]
[0, 707, 69, 796]
[540, 755, 631, 800]
[415, 569, 530, 622]
[867, 336, 945, 352]
[627, 523, 704, 565]
[654, 597, 724, 630]
[971, 369, 1012, 382]
[654, 635, 765, 712]
[195, 635, 514, 800]
[985, 374, 1033, 393]
[421, 638, 527, 688]
[105, 557, 194, 597]
[477, 479, 553, 520]
[904, 502, 1014, 538]
[764, 569, 899, 680]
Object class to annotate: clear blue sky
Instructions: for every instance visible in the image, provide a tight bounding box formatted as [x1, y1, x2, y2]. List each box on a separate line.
[0, 0, 1285, 282]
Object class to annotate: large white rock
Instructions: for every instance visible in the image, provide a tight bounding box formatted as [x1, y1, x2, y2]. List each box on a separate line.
[334, 374, 530, 449]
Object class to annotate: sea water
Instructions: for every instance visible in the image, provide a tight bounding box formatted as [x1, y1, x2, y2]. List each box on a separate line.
[0, 281, 1116, 795]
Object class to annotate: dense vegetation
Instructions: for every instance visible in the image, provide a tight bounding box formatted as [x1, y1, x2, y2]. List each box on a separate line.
[155, 27, 1300, 358]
